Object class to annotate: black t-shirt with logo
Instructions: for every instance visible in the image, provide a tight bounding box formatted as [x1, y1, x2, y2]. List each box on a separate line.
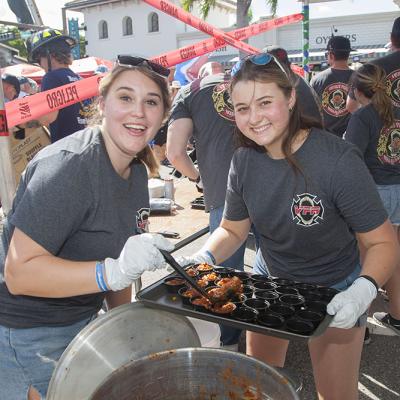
[224, 128, 386, 286]
[169, 73, 235, 211]
[372, 50, 400, 110]
[311, 68, 354, 137]
[345, 104, 400, 185]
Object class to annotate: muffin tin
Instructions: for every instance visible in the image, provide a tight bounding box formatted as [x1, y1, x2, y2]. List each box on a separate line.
[137, 265, 335, 340]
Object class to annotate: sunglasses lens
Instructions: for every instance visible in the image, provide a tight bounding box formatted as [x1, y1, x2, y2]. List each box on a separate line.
[250, 53, 273, 66]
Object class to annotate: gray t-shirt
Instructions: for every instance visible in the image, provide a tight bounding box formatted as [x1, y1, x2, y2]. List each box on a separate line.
[169, 73, 235, 211]
[311, 68, 354, 137]
[224, 128, 387, 286]
[0, 127, 150, 328]
[345, 104, 400, 185]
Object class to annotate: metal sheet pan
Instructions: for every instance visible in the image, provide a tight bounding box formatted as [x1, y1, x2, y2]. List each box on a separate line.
[136, 274, 333, 341]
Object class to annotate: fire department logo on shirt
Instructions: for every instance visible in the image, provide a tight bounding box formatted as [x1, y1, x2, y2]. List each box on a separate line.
[377, 120, 400, 165]
[136, 207, 150, 233]
[212, 82, 235, 121]
[386, 69, 400, 108]
[321, 83, 349, 117]
[291, 193, 324, 227]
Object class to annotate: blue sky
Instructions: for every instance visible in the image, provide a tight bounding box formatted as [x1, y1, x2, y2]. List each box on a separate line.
[1, 0, 399, 29]
[252, 0, 399, 19]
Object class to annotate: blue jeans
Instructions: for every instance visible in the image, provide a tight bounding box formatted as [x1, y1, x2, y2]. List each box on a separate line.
[376, 184, 400, 225]
[0, 314, 96, 400]
[209, 205, 245, 345]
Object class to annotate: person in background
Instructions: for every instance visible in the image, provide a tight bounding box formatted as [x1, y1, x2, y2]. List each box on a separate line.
[167, 61, 246, 349]
[26, 29, 94, 143]
[311, 36, 354, 137]
[345, 63, 400, 336]
[0, 56, 173, 400]
[178, 53, 399, 399]
[263, 45, 323, 125]
[347, 16, 400, 114]
[17, 76, 38, 97]
[2, 73, 20, 102]
[170, 80, 181, 101]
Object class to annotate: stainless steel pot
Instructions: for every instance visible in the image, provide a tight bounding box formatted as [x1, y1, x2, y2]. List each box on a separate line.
[46, 303, 201, 400]
[90, 347, 300, 400]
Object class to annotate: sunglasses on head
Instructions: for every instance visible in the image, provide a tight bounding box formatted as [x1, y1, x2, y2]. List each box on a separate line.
[116, 55, 170, 78]
[231, 53, 289, 78]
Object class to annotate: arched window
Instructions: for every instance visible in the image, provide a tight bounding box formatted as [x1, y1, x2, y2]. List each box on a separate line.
[99, 20, 108, 39]
[148, 12, 159, 33]
[122, 16, 133, 36]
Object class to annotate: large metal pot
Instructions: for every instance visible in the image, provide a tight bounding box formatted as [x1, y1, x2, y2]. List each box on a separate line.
[46, 303, 201, 400]
[90, 348, 300, 400]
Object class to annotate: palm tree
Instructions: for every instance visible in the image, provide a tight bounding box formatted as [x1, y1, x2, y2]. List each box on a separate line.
[181, 1, 278, 31]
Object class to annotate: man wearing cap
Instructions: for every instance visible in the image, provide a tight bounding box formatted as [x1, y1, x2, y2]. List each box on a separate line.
[264, 45, 323, 125]
[2, 74, 20, 102]
[311, 36, 354, 137]
[347, 16, 400, 113]
[26, 29, 94, 143]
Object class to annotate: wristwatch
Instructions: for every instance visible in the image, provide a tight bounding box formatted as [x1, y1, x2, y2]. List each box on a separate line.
[188, 175, 201, 184]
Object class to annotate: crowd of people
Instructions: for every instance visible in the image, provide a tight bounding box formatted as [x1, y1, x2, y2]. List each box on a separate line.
[0, 15, 399, 400]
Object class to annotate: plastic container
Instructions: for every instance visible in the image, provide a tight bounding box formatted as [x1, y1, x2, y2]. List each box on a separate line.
[187, 317, 221, 348]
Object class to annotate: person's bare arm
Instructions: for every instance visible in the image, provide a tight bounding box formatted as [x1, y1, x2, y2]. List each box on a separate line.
[357, 220, 400, 287]
[346, 96, 360, 114]
[38, 110, 59, 126]
[105, 287, 132, 309]
[5, 227, 99, 297]
[166, 118, 199, 181]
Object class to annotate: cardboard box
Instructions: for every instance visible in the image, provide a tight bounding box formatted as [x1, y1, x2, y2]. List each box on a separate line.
[10, 125, 51, 183]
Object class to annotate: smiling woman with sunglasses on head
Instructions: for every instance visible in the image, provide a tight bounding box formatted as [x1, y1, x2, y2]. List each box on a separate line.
[178, 53, 399, 399]
[0, 56, 174, 400]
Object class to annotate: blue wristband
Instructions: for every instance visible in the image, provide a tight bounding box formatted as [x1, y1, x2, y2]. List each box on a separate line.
[95, 261, 109, 292]
[204, 250, 216, 265]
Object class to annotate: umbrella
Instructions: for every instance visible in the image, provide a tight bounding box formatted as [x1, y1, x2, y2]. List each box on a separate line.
[1, 63, 45, 81]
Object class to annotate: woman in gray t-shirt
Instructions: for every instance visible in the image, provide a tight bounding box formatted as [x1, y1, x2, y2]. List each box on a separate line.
[346, 63, 400, 335]
[179, 55, 399, 399]
[0, 58, 174, 399]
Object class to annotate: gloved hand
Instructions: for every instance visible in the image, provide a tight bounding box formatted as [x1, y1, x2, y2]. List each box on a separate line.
[104, 233, 174, 291]
[175, 250, 214, 268]
[327, 277, 377, 329]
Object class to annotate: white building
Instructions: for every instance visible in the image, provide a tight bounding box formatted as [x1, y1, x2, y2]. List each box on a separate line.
[63, 0, 399, 69]
[63, 0, 236, 60]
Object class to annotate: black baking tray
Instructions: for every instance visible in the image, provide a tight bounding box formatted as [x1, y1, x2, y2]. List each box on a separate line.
[136, 272, 333, 341]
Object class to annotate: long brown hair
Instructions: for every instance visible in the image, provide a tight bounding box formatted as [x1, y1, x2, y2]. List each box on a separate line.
[97, 65, 171, 175]
[229, 59, 322, 174]
[351, 63, 394, 128]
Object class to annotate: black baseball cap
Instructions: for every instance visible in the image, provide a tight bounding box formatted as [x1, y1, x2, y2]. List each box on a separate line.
[326, 36, 354, 52]
[392, 16, 400, 36]
[2, 74, 20, 98]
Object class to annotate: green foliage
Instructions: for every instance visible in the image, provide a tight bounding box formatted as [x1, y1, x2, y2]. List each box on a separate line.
[0, 25, 28, 59]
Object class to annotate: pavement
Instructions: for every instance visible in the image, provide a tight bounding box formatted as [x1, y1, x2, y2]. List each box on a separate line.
[138, 168, 400, 400]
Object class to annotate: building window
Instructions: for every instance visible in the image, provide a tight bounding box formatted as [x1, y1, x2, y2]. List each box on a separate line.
[99, 20, 108, 39]
[123, 16, 133, 36]
[148, 12, 159, 33]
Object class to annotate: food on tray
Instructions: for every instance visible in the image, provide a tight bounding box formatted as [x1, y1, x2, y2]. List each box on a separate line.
[165, 278, 185, 286]
[192, 297, 212, 309]
[202, 272, 218, 281]
[210, 301, 236, 314]
[181, 288, 200, 298]
[196, 263, 213, 272]
[213, 276, 243, 300]
[196, 277, 209, 287]
[185, 267, 198, 277]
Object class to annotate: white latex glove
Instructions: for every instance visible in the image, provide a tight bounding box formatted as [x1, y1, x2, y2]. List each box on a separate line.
[105, 233, 174, 291]
[327, 277, 377, 329]
[175, 250, 214, 268]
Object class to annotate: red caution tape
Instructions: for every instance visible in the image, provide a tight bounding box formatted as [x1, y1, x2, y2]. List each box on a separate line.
[0, 110, 8, 136]
[5, 75, 102, 129]
[5, 12, 303, 128]
[151, 13, 303, 68]
[143, 0, 261, 55]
